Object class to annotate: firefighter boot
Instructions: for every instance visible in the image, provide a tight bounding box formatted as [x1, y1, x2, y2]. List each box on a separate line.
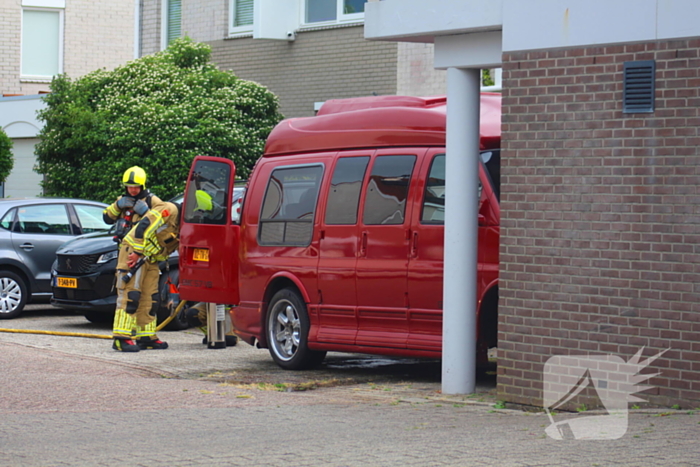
[112, 338, 140, 352]
[136, 337, 169, 350]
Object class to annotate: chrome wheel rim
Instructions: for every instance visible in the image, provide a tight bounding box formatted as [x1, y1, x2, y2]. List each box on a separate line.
[0, 278, 22, 314]
[269, 300, 300, 361]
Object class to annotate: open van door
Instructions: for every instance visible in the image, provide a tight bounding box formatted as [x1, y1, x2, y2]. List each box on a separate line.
[178, 156, 240, 305]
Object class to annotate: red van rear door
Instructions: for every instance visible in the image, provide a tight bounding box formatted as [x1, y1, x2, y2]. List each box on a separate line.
[178, 156, 240, 305]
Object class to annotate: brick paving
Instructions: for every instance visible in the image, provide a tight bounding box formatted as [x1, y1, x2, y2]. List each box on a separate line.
[0, 306, 698, 466]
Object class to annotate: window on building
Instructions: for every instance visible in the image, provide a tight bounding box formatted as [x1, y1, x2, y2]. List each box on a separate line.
[21, 7, 63, 79]
[305, 0, 367, 24]
[162, 0, 181, 48]
[230, 0, 254, 33]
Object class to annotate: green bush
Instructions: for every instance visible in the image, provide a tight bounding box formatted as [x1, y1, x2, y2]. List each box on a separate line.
[35, 37, 283, 202]
[0, 128, 13, 184]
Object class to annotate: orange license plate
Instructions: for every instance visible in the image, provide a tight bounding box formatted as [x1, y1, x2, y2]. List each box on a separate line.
[193, 248, 209, 262]
[57, 277, 77, 288]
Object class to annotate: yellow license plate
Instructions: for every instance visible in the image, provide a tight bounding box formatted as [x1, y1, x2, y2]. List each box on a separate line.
[57, 277, 77, 288]
[193, 248, 209, 262]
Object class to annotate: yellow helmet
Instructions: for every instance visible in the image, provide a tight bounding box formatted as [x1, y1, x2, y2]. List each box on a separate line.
[122, 166, 147, 188]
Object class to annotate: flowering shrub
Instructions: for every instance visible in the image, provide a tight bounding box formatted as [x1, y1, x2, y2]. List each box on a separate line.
[0, 129, 12, 184]
[35, 37, 282, 202]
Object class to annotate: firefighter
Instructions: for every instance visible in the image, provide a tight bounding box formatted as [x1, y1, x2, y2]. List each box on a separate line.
[184, 302, 239, 346]
[104, 166, 170, 352]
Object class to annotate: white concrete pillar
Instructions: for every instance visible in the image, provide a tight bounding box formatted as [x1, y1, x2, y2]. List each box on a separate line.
[442, 67, 481, 394]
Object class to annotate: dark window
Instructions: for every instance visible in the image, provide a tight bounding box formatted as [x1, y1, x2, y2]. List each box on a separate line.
[166, 0, 182, 45]
[325, 156, 369, 225]
[74, 204, 110, 234]
[481, 150, 501, 201]
[184, 160, 232, 225]
[17, 204, 70, 234]
[0, 208, 15, 231]
[259, 165, 323, 246]
[363, 155, 416, 225]
[421, 154, 445, 224]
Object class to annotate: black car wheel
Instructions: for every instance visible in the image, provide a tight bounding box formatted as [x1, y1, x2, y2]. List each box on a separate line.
[266, 288, 326, 370]
[0, 271, 28, 319]
[157, 268, 190, 331]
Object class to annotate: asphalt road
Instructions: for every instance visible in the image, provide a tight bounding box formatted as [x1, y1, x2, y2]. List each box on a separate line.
[1, 304, 699, 466]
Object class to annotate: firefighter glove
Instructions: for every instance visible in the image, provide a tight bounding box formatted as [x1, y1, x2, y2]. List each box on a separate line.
[133, 199, 149, 216]
[116, 196, 135, 210]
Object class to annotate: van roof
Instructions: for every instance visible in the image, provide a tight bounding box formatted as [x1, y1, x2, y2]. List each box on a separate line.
[264, 93, 501, 156]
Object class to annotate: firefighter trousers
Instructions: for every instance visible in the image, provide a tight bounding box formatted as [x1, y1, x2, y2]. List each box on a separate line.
[112, 259, 161, 340]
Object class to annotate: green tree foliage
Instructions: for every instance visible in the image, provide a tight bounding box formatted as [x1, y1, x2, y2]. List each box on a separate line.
[482, 69, 495, 87]
[35, 37, 283, 202]
[0, 128, 13, 184]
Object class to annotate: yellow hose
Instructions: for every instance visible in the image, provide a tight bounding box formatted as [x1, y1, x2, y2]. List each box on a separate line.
[0, 300, 187, 339]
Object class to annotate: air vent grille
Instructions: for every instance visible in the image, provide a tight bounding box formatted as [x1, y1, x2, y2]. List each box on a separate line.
[623, 60, 655, 114]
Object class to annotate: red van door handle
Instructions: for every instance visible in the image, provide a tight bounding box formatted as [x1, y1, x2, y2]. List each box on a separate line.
[359, 231, 367, 257]
[410, 231, 418, 258]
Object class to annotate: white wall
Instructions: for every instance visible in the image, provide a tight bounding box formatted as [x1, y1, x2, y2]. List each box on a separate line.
[503, 0, 700, 52]
[366, 0, 700, 65]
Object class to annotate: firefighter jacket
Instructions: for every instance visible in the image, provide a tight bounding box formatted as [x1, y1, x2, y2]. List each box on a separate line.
[119, 201, 180, 269]
[103, 190, 165, 227]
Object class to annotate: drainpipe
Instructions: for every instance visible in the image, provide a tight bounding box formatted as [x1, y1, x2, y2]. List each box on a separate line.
[442, 67, 480, 395]
[134, 0, 141, 58]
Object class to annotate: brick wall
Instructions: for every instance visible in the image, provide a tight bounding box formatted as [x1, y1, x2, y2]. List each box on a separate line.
[209, 25, 397, 118]
[63, 0, 134, 76]
[0, 0, 22, 94]
[1, 0, 134, 95]
[182, 0, 226, 43]
[396, 42, 446, 97]
[499, 39, 700, 408]
[141, 0, 162, 57]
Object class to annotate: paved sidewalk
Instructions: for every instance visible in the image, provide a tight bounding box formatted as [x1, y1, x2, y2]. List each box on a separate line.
[1, 306, 699, 466]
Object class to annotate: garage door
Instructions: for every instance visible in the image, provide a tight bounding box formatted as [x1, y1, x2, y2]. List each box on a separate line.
[5, 138, 43, 198]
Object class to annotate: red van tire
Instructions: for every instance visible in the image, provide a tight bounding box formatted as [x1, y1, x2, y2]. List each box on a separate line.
[266, 288, 326, 370]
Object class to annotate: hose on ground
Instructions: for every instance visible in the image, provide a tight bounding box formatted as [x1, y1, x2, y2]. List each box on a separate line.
[0, 300, 188, 339]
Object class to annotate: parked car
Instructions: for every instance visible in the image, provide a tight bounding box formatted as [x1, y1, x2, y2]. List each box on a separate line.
[0, 198, 111, 319]
[50, 184, 247, 327]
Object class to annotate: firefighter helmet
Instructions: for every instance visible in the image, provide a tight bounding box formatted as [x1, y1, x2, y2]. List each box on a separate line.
[122, 166, 147, 188]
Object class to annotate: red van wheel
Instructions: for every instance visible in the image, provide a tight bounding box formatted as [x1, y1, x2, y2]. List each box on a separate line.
[266, 288, 326, 370]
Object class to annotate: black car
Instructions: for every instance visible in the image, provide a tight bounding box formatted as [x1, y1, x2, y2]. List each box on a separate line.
[50, 228, 186, 328]
[50, 185, 246, 327]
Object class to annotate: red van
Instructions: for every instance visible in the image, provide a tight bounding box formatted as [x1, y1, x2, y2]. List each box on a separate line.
[178, 94, 501, 370]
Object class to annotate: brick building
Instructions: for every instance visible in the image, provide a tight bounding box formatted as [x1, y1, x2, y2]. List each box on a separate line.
[367, 0, 700, 408]
[0, 0, 135, 197]
[2, 0, 447, 197]
[139, 0, 447, 118]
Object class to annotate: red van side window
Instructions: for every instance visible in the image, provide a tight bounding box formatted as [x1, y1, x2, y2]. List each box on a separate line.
[362, 155, 416, 225]
[325, 156, 369, 225]
[422, 154, 445, 224]
[259, 165, 323, 246]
